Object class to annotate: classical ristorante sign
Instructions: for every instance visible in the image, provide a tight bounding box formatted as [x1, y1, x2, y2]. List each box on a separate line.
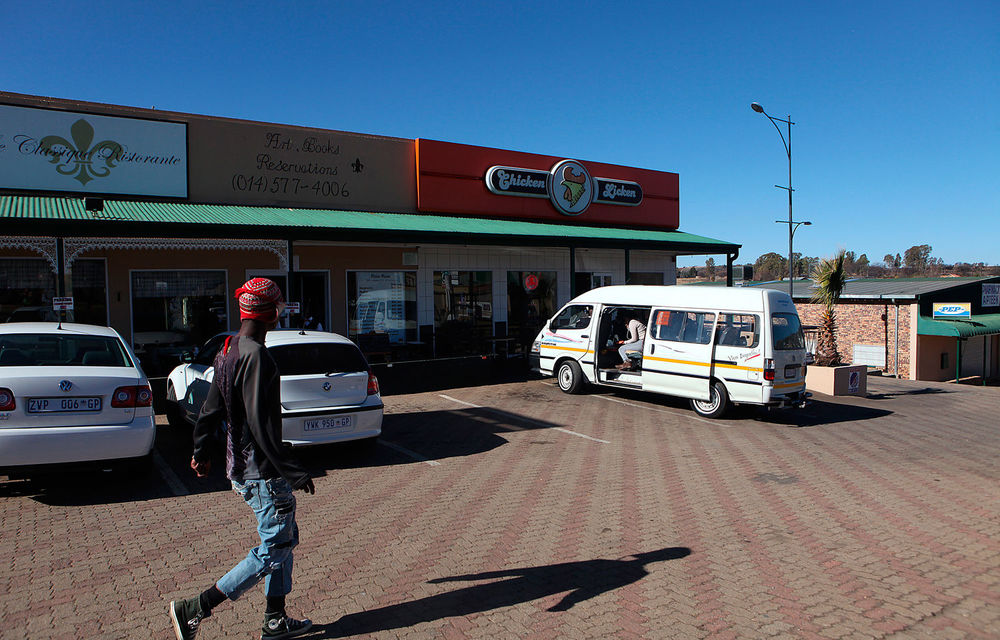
[486, 158, 643, 216]
[0, 104, 187, 197]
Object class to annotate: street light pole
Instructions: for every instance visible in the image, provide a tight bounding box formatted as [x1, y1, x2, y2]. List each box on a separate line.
[751, 102, 807, 298]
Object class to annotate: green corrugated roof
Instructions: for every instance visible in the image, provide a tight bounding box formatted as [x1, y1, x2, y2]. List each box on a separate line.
[918, 314, 1000, 338]
[0, 195, 736, 250]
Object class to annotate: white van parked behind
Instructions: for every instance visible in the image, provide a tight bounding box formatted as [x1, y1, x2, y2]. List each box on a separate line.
[530, 285, 809, 418]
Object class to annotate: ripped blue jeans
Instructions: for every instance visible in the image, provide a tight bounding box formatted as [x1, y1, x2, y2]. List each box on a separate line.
[217, 478, 299, 600]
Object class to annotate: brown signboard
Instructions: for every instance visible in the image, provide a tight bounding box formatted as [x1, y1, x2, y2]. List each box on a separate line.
[0, 92, 416, 213]
[187, 120, 415, 212]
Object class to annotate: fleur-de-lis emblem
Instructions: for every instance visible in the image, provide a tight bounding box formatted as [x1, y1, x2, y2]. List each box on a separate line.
[39, 119, 124, 186]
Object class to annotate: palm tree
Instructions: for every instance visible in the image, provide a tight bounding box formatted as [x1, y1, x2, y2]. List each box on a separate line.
[811, 249, 847, 366]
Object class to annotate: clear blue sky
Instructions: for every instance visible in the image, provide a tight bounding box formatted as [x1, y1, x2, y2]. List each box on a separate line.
[3, 1, 997, 267]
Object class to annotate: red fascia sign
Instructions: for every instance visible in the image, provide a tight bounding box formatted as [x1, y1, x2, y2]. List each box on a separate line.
[415, 139, 679, 229]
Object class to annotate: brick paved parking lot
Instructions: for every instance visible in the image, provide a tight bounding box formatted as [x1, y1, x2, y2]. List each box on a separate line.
[1, 376, 998, 639]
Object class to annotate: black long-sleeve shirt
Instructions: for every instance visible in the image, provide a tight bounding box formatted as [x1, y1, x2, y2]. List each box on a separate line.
[192, 335, 310, 489]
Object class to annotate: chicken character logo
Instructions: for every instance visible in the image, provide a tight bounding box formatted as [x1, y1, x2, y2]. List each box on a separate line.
[549, 159, 593, 216]
[560, 165, 588, 207]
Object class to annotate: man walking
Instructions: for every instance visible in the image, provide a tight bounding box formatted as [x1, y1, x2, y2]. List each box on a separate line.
[170, 278, 316, 640]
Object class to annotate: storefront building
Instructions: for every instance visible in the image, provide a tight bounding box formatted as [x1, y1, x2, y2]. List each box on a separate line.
[1, 92, 739, 379]
[757, 278, 1000, 382]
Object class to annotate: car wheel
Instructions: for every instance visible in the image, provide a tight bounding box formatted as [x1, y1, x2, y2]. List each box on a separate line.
[557, 360, 585, 394]
[690, 380, 729, 419]
[165, 384, 187, 428]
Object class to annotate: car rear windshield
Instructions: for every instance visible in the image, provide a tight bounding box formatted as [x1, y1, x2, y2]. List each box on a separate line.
[269, 342, 369, 376]
[771, 313, 805, 351]
[0, 333, 133, 367]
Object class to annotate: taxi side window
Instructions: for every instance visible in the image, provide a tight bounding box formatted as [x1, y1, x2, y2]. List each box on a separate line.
[653, 310, 716, 344]
[551, 305, 593, 330]
[715, 314, 759, 348]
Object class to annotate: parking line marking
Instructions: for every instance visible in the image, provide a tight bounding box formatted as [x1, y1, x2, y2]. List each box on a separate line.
[439, 394, 480, 408]
[553, 427, 611, 443]
[379, 440, 441, 466]
[439, 394, 608, 443]
[596, 395, 719, 426]
[153, 450, 189, 496]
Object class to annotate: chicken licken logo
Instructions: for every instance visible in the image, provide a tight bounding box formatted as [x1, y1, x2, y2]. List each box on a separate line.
[486, 159, 642, 216]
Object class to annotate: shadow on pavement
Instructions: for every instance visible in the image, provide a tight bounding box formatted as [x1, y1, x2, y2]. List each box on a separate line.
[301, 547, 692, 638]
[9, 405, 567, 506]
[750, 399, 892, 427]
[865, 386, 952, 400]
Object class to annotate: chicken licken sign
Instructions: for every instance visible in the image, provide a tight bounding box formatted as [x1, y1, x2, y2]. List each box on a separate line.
[0, 104, 188, 197]
[415, 139, 679, 228]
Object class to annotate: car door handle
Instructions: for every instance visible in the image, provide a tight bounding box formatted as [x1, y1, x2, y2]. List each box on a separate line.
[581, 334, 589, 338]
[650, 344, 655, 354]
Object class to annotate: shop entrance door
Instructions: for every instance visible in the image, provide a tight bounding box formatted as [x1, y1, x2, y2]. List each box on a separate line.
[295, 271, 329, 331]
[246, 270, 328, 331]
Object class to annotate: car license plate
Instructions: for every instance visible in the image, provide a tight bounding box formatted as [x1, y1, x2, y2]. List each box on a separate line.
[785, 364, 801, 378]
[303, 415, 353, 432]
[27, 397, 102, 413]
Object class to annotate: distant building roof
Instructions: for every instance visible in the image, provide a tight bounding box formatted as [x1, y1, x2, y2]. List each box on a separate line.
[743, 277, 1000, 301]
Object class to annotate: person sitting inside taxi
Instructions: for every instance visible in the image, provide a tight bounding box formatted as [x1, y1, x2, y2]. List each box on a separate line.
[615, 311, 646, 371]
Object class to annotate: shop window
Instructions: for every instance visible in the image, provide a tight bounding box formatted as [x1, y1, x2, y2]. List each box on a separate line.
[347, 272, 417, 355]
[131, 270, 227, 376]
[0, 258, 58, 323]
[433, 271, 492, 356]
[507, 271, 557, 354]
[71, 259, 108, 326]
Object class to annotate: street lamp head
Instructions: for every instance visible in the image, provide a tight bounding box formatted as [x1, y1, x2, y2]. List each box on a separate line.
[803, 221, 812, 226]
[751, 102, 765, 113]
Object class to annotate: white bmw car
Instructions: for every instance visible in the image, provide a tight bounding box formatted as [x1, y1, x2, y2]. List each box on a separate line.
[165, 330, 383, 446]
[0, 323, 155, 471]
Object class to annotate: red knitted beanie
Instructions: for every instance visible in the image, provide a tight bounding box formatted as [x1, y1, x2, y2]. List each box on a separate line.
[235, 277, 284, 322]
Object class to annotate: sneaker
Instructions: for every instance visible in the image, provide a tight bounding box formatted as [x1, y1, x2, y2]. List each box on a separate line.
[169, 597, 207, 640]
[261, 613, 313, 639]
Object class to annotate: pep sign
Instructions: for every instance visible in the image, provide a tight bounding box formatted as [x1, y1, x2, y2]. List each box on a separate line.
[932, 303, 971, 318]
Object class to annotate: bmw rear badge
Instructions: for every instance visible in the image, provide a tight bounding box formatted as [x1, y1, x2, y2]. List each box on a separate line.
[323, 382, 331, 391]
[59, 380, 73, 391]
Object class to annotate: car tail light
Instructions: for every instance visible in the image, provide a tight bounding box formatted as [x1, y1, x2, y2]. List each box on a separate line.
[112, 385, 153, 408]
[763, 358, 775, 382]
[0, 388, 14, 411]
[366, 368, 380, 396]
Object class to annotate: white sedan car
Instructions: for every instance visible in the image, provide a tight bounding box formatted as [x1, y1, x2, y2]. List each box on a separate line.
[0, 323, 155, 471]
[166, 330, 383, 446]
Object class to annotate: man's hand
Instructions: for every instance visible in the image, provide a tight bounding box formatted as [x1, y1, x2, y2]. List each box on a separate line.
[190, 457, 211, 477]
[299, 478, 316, 495]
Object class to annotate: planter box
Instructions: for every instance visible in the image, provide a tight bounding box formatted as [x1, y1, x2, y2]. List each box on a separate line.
[805, 364, 867, 396]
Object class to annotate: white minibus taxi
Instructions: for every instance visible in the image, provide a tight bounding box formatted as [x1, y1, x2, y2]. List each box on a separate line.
[530, 285, 809, 418]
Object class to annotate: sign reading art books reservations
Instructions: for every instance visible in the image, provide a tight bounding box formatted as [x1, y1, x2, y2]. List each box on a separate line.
[0, 104, 187, 197]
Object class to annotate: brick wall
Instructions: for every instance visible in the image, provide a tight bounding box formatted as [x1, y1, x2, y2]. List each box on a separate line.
[797, 301, 913, 379]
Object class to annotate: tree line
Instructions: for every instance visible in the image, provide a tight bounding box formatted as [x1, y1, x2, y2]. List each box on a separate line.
[684, 245, 999, 281]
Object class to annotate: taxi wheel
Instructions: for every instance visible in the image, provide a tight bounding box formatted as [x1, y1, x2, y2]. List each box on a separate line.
[557, 360, 585, 394]
[690, 380, 729, 419]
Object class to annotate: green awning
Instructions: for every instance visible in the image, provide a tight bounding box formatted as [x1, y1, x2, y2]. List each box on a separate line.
[0, 195, 738, 253]
[918, 314, 1000, 338]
